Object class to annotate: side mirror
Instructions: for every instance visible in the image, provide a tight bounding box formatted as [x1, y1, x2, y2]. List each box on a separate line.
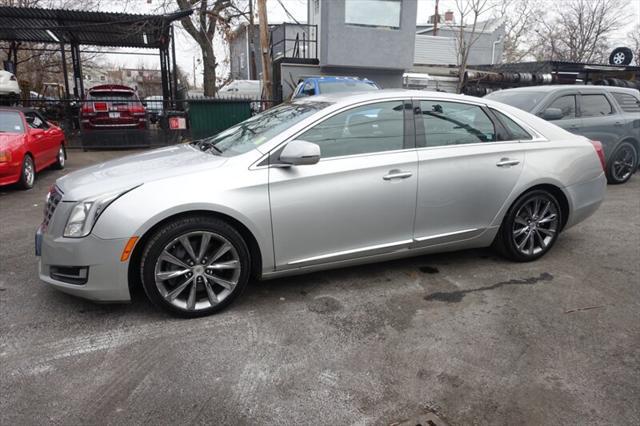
[542, 108, 564, 121]
[279, 140, 321, 166]
[141, 101, 148, 107]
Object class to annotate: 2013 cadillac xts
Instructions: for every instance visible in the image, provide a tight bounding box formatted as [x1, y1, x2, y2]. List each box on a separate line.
[36, 90, 607, 317]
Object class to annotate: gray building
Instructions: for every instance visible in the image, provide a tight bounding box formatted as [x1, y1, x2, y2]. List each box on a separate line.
[307, 0, 417, 88]
[228, 22, 262, 80]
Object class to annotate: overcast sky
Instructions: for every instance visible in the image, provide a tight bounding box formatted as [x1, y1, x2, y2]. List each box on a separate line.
[95, 0, 639, 88]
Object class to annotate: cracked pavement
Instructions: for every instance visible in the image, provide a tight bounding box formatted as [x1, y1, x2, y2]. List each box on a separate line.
[1, 150, 639, 425]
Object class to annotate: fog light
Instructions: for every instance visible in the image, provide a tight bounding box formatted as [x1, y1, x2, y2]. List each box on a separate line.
[50, 266, 89, 285]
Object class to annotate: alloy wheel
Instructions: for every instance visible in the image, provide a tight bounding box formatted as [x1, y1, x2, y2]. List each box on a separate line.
[58, 146, 65, 167]
[613, 52, 625, 65]
[512, 196, 559, 257]
[24, 157, 34, 187]
[611, 145, 636, 182]
[153, 231, 241, 312]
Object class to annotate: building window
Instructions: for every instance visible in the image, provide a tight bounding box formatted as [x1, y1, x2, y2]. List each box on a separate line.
[100, 75, 106, 81]
[345, 0, 401, 29]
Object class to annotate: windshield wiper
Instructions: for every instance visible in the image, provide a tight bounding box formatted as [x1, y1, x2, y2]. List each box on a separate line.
[194, 139, 222, 155]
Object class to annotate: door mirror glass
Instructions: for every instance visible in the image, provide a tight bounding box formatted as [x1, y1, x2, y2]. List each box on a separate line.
[542, 108, 564, 121]
[279, 140, 321, 165]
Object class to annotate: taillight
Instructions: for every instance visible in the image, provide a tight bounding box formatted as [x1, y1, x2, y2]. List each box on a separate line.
[93, 102, 108, 112]
[590, 140, 606, 172]
[130, 103, 146, 116]
[81, 103, 94, 115]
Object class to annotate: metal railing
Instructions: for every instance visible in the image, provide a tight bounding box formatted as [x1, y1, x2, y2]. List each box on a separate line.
[270, 23, 318, 61]
[2, 95, 278, 149]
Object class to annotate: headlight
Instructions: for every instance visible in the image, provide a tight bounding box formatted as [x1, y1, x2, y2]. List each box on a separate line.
[63, 187, 137, 238]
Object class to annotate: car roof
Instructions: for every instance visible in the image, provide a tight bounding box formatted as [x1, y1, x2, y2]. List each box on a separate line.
[302, 76, 375, 83]
[294, 89, 477, 106]
[487, 85, 639, 95]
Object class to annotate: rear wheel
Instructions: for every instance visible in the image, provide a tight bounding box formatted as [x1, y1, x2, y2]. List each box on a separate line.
[53, 145, 66, 170]
[140, 216, 251, 317]
[495, 190, 562, 262]
[606, 142, 637, 184]
[18, 155, 35, 190]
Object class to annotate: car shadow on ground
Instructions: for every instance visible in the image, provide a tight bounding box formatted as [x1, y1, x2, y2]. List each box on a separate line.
[45, 246, 505, 320]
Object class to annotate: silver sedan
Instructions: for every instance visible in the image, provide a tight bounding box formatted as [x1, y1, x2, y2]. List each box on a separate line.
[36, 90, 607, 317]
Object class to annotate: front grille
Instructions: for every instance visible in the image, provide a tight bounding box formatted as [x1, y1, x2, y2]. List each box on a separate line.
[43, 186, 63, 227]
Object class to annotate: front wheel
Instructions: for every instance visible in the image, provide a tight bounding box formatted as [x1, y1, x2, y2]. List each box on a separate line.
[494, 190, 562, 262]
[140, 216, 251, 317]
[606, 142, 637, 184]
[18, 155, 35, 190]
[53, 145, 66, 170]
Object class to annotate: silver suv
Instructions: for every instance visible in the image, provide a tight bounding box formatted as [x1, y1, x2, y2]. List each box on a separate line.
[486, 85, 640, 184]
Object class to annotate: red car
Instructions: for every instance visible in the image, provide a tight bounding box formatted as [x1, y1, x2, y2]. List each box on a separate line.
[80, 84, 147, 130]
[0, 108, 66, 189]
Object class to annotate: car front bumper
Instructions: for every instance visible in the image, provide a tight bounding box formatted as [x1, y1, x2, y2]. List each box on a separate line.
[37, 227, 132, 302]
[0, 161, 21, 186]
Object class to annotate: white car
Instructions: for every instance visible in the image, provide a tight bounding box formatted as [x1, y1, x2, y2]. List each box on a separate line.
[0, 70, 20, 102]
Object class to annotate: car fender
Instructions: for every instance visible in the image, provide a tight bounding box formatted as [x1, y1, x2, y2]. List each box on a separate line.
[91, 169, 274, 271]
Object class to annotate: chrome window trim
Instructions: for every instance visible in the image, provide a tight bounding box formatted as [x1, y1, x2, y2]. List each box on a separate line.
[288, 239, 413, 265]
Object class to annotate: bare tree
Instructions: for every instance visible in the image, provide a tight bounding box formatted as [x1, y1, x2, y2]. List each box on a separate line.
[497, 0, 544, 63]
[532, 0, 626, 63]
[173, 0, 247, 97]
[628, 24, 640, 66]
[450, 0, 494, 92]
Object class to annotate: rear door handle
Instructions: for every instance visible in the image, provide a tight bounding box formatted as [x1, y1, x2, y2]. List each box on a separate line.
[383, 170, 412, 180]
[496, 158, 520, 167]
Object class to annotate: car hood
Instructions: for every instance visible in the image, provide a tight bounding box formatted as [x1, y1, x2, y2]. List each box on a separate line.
[0, 133, 24, 150]
[57, 144, 227, 201]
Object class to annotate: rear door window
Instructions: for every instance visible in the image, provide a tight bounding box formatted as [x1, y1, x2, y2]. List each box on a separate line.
[612, 92, 640, 113]
[548, 95, 576, 119]
[491, 109, 532, 140]
[419, 100, 497, 146]
[581, 94, 613, 117]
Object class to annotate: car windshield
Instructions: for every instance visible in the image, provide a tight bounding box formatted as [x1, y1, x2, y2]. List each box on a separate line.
[0, 111, 24, 133]
[485, 91, 547, 112]
[318, 81, 378, 94]
[195, 101, 332, 157]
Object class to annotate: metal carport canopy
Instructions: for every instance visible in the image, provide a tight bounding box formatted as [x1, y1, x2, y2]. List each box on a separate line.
[0, 6, 191, 49]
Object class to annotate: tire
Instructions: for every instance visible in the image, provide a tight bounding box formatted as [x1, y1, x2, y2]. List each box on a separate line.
[609, 47, 633, 66]
[606, 141, 638, 184]
[53, 144, 66, 170]
[140, 215, 251, 317]
[18, 155, 35, 190]
[494, 190, 562, 262]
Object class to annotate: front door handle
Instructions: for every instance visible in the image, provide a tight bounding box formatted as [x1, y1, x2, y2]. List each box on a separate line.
[496, 158, 520, 167]
[383, 170, 412, 180]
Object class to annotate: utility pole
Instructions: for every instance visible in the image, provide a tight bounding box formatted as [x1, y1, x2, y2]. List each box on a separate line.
[433, 0, 439, 36]
[248, 0, 258, 80]
[257, 0, 272, 100]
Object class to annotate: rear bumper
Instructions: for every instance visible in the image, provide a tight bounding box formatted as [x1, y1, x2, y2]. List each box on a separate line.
[564, 173, 607, 229]
[38, 230, 132, 302]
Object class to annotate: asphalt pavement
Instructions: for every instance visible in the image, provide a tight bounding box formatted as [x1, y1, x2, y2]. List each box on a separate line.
[1, 150, 638, 425]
